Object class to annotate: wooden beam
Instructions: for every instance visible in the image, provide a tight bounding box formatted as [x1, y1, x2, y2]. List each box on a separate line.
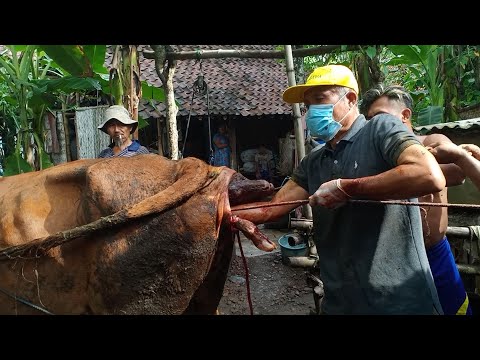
[446, 226, 476, 240]
[142, 45, 360, 61]
[457, 264, 480, 276]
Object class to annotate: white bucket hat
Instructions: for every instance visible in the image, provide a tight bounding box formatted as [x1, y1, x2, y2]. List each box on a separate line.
[98, 105, 138, 134]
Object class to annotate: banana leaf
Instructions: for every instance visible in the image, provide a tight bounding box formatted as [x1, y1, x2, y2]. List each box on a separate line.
[416, 105, 444, 126]
[40, 45, 93, 77]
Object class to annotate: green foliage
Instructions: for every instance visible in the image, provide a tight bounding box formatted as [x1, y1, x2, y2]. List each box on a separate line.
[3, 151, 33, 175]
[142, 81, 165, 102]
[40, 45, 94, 77]
[84, 45, 108, 74]
[299, 45, 479, 122]
[33, 76, 102, 93]
[137, 116, 149, 130]
[416, 105, 444, 126]
[40, 149, 54, 170]
[365, 46, 377, 60]
[386, 45, 444, 107]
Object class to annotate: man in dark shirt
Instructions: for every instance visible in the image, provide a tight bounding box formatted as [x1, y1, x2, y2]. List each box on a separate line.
[233, 64, 446, 314]
[97, 105, 149, 158]
[360, 84, 471, 315]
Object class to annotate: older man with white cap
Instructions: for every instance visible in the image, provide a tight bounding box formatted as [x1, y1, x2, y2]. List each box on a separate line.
[233, 64, 447, 314]
[97, 105, 150, 158]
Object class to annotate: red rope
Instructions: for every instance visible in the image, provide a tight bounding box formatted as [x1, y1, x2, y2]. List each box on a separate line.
[232, 199, 480, 212]
[234, 231, 253, 315]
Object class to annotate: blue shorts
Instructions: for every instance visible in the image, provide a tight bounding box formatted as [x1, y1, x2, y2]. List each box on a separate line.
[427, 237, 472, 315]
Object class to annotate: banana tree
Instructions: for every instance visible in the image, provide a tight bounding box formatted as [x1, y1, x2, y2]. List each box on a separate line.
[0, 45, 111, 175]
[109, 45, 142, 138]
[352, 45, 385, 96]
[0, 45, 54, 174]
[41, 45, 165, 133]
[387, 45, 445, 125]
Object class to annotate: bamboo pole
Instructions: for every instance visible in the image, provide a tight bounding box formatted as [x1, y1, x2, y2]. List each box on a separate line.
[284, 45, 305, 162]
[142, 45, 359, 61]
[157, 118, 164, 156]
[62, 97, 71, 162]
[284, 45, 312, 221]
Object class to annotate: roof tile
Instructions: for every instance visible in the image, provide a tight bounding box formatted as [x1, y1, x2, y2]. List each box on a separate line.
[108, 45, 292, 118]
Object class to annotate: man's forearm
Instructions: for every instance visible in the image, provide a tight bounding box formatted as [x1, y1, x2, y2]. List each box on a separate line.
[341, 165, 445, 200]
[231, 180, 309, 224]
[456, 155, 480, 191]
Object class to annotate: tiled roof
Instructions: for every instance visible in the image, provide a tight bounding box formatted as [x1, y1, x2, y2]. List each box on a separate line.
[107, 45, 292, 119]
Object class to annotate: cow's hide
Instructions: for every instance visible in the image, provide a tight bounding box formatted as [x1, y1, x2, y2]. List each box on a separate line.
[0, 154, 252, 315]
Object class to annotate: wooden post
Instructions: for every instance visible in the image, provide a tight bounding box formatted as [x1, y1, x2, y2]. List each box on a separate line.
[284, 45, 305, 162]
[284, 45, 313, 221]
[62, 98, 71, 162]
[157, 118, 164, 156]
[229, 121, 237, 170]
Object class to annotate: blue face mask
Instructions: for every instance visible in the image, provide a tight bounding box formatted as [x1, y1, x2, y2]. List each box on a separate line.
[305, 92, 351, 142]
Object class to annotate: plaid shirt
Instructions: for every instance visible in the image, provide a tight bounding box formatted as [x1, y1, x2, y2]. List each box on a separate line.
[98, 140, 150, 158]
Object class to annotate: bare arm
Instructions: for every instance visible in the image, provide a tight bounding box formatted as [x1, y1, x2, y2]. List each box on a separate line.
[455, 154, 480, 191]
[439, 163, 465, 187]
[341, 143, 446, 199]
[231, 180, 309, 224]
[460, 144, 480, 160]
[421, 133, 466, 187]
[427, 142, 480, 191]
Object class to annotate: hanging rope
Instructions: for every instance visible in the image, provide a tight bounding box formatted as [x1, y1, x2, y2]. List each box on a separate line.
[181, 90, 196, 158]
[206, 82, 214, 165]
[181, 60, 214, 164]
[233, 230, 253, 315]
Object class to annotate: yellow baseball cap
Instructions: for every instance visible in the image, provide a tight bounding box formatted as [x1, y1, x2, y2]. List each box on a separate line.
[282, 64, 359, 104]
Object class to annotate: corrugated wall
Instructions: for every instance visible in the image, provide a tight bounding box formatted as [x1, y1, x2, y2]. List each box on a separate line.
[75, 105, 110, 159]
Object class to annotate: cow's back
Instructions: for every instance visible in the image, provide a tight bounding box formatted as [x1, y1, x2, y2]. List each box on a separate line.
[0, 159, 102, 247]
[0, 155, 234, 314]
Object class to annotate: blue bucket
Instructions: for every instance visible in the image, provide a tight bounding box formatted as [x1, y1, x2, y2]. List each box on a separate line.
[278, 234, 309, 264]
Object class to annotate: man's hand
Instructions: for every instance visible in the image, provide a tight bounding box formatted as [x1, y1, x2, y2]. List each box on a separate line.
[309, 179, 351, 209]
[459, 144, 480, 161]
[426, 142, 468, 164]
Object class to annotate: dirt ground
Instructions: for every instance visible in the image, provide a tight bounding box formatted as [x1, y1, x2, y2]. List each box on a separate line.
[216, 221, 480, 316]
[217, 227, 320, 316]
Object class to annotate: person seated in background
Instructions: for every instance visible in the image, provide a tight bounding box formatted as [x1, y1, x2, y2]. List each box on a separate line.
[255, 144, 274, 182]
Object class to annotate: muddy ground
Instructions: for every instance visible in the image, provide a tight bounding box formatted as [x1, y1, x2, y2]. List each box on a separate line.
[217, 228, 320, 316]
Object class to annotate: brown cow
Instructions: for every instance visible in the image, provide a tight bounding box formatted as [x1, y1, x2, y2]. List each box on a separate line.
[0, 154, 275, 315]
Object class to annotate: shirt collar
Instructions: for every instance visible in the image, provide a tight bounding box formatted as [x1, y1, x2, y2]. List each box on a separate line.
[325, 114, 366, 151]
[341, 114, 367, 142]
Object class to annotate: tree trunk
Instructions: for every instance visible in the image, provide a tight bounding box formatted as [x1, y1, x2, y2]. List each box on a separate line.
[165, 63, 178, 160]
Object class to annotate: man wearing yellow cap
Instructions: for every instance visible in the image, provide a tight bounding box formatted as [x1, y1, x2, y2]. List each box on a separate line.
[233, 64, 447, 314]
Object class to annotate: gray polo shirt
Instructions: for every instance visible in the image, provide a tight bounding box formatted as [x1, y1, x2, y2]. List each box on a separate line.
[292, 114, 442, 315]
